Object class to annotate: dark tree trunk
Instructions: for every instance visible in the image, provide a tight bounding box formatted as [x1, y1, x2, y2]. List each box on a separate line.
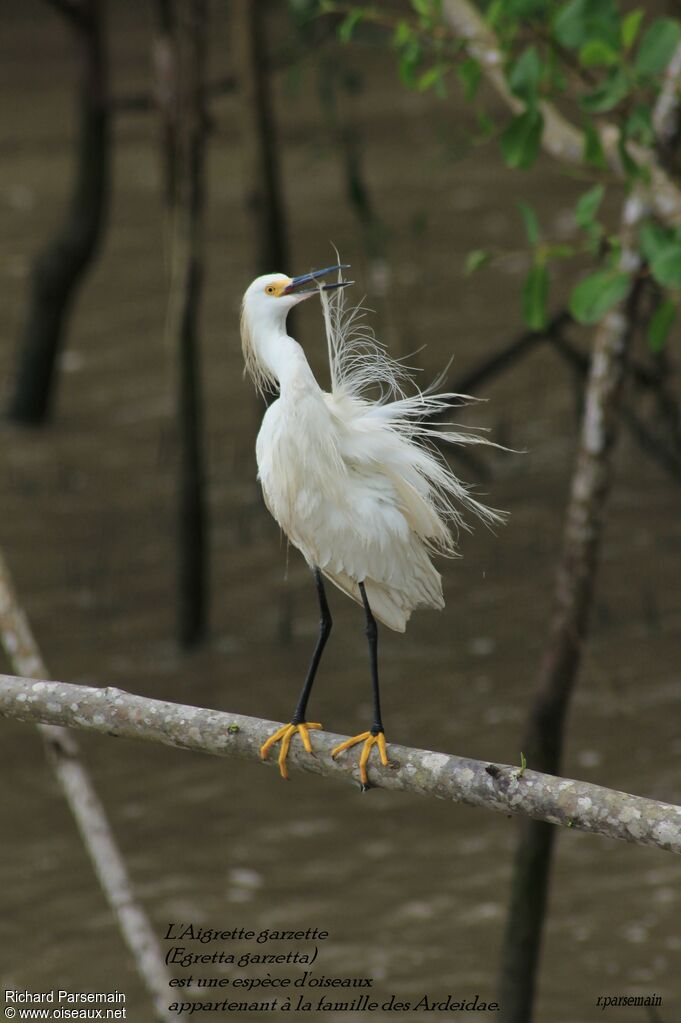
[498, 272, 643, 1022]
[234, 0, 289, 273]
[177, 254, 206, 649]
[159, 0, 208, 648]
[7, 0, 109, 425]
[234, 1, 292, 417]
[153, 0, 177, 210]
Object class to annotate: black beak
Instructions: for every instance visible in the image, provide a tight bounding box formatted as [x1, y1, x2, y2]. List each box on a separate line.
[284, 263, 353, 295]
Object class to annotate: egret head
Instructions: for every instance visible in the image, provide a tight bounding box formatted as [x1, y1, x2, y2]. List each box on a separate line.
[240, 264, 352, 393]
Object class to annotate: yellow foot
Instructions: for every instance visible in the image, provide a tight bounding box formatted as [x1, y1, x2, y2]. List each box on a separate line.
[259, 722, 322, 780]
[330, 730, 391, 789]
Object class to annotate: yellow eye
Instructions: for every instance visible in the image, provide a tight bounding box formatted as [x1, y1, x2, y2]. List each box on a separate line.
[265, 285, 276, 296]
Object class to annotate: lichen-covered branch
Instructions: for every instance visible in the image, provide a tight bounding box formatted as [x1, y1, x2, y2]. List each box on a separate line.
[497, 190, 648, 1023]
[442, 0, 681, 226]
[0, 555, 173, 1021]
[495, 46, 681, 1016]
[653, 39, 681, 157]
[1, 672, 679, 854]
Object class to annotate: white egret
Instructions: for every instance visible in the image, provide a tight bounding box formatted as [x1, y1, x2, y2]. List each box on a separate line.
[241, 263, 502, 788]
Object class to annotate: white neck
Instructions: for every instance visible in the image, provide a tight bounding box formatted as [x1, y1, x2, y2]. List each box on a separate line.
[254, 319, 317, 394]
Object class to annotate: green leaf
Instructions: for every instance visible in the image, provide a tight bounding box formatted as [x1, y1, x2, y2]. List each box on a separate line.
[554, 0, 620, 50]
[639, 220, 672, 263]
[574, 183, 605, 229]
[465, 249, 491, 275]
[554, 0, 589, 48]
[518, 199, 540, 245]
[607, 236, 622, 263]
[418, 66, 444, 93]
[585, 229, 603, 256]
[500, 108, 544, 169]
[392, 20, 413, 47]
[621, 8, 644, 52]
[546, 47, 568, 92]
[338, 9, 364, 44]
[617, 128, 642, 181]
[582, 117, 607, 169]
[508, 46, 542, 102]
[581, 67, 629, 112]
[457, 57, 482, 101]
[651, 242, 681, 289]
[569, 268, 631, 323]
[398, 38, 422, 88]
[522, 263, 549, 329]
[579, 39, 618, 67]
[476, 109, 496, 137]
[546, 243, 576, 259]
[486, 0, 505, 30]
[635, 18, 681, 76]
[625, 104, 654, 146]
[648, 299, 678, 351]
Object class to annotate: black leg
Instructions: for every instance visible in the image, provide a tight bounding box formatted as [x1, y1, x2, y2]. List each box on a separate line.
[359, 582, 384, 735]
[291, 568, 332, 724]
[329, 583, 390, 787]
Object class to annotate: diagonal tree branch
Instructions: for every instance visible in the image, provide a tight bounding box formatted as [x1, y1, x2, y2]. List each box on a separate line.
[653, 39, 681, 157]
[0, 554, 173, 1021]
[446, 311, 572, 396]
[1, 672, 680, 854]
[442, 0, 681, 226]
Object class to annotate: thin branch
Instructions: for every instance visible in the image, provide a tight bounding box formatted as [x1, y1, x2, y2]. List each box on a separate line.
[447, 311, 571, 397]
[546, 331, 681, 484]
[618, 401, 681, 481]
[442, 312, 681, 484]
[0, 554, 173, 1021]
[1, 673, 680, 854]
[448, 308, 667, 397]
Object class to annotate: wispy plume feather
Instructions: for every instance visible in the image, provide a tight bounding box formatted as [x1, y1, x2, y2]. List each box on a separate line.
[319, 276, 506, 542]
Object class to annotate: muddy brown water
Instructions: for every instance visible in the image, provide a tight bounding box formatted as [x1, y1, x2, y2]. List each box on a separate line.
[1, 5, 680, 1022]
